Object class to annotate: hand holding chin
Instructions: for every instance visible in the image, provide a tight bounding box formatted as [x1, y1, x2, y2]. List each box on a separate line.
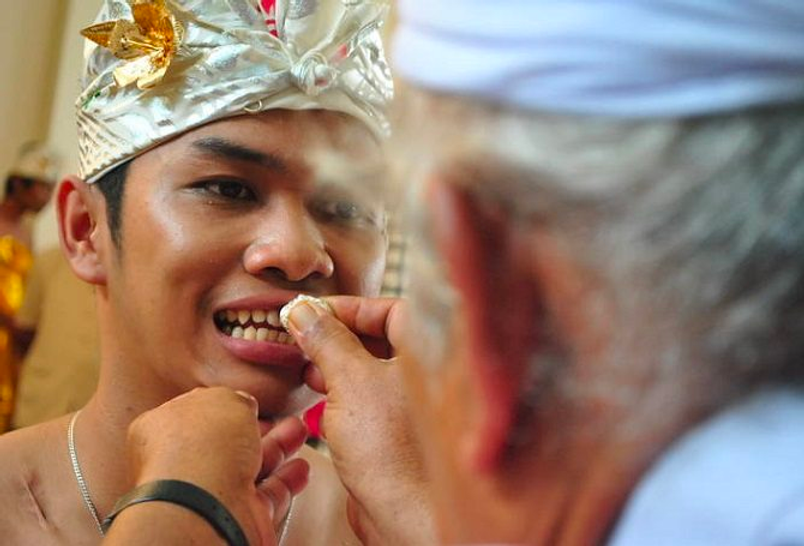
[124, 387, 310, 545]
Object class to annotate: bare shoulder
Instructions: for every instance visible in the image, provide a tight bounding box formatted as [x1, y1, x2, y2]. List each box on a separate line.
[283, 444, 360, 546]
[0, 417, 74, 544]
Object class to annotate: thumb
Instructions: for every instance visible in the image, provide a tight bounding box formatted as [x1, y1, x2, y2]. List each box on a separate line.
[286, 301, 371, 391]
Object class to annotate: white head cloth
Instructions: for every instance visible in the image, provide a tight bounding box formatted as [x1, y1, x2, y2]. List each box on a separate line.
[8, 142, 60, 184]
[78, 0, 392, 182]
[393, 0, 804, 117]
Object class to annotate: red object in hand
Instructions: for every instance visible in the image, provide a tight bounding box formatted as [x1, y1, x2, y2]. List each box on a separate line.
[304, 400, 325, 439]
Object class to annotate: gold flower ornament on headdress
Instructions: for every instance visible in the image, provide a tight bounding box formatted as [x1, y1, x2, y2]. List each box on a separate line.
[80, 0, 184, 90]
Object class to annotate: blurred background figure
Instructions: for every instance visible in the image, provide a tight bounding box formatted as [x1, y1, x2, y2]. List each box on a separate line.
[0, 142, 57, 432]
[0, 142, 57, 247]
[12, 247, 99, 429]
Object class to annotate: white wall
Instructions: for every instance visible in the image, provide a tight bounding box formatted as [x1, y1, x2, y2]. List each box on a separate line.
[0, 0, 64, 195]
[33, 0, 100, 251]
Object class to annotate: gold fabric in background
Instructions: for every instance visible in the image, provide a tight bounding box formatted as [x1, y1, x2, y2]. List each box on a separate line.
[0, 236, 33, 432]
[12, 248, 100, 429]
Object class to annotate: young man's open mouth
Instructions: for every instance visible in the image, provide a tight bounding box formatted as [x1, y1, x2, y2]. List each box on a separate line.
[214, 308, 296, 345]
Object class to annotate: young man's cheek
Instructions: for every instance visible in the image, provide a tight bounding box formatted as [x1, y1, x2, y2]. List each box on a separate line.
[336, 246, 387, 296]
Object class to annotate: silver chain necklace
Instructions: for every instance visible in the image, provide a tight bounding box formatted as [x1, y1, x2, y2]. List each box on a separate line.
[68, 410, 105, 536]
[67, 410, 295, 543]
[278, 494, 294, 544]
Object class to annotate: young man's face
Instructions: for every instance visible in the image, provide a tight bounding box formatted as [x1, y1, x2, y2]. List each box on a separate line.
[100, 110, 387, 416]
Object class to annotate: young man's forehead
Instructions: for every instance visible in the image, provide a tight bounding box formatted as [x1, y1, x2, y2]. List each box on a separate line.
[125, 111, 385, 197]
[187, 137, 291, 174]
[155, 110, 376, 156]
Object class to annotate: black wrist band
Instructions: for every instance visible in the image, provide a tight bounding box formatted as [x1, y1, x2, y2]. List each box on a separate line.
[101, 479, 249, 546]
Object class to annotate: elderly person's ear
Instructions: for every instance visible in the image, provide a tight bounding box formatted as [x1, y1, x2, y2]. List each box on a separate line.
[427, 179, 543, 472]
[57, 175, 108, 286]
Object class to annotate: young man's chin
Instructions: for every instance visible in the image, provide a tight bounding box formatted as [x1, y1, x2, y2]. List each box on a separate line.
[255, 386, 323, 420]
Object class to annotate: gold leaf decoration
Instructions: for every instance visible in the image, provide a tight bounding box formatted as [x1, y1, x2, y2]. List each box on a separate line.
[81, 0, 184, 90]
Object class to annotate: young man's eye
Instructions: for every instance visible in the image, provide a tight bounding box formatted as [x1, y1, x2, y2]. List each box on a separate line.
[202, 180, 255, 201]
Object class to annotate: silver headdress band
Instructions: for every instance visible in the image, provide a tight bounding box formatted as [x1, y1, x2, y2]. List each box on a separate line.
[77, 0, 392, 182]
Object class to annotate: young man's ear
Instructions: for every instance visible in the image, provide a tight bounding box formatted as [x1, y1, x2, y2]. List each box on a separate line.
[427, 179, 542, 473]
[57, 175, 108, 285]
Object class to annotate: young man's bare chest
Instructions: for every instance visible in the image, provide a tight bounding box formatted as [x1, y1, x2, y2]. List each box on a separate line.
[0, 419, 101, 545]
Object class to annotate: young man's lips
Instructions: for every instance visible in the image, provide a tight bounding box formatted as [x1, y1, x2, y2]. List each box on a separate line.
[216, 329, 307, 367]
[213, 292, 314, 366]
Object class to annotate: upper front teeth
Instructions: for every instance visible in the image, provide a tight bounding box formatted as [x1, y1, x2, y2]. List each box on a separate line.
[267, 310, 280, 327]
[220, 309, 282, 328]
[216, 308, 294, 344]
[218, 309, 282, 328]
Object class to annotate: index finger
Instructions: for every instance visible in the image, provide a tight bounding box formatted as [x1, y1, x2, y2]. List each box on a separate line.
[321, 296, 408, 348]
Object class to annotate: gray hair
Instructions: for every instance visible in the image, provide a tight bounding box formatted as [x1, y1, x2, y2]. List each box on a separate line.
[393, 84, 804, 419]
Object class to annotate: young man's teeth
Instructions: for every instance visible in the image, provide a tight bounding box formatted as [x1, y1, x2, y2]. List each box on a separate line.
[267, 310, 281, 328]
[218, 308, 295, 344]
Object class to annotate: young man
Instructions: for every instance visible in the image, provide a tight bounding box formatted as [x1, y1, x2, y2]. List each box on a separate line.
[0, 0, 391, 544]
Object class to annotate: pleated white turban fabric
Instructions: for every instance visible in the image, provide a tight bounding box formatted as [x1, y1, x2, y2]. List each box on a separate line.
[393, 0, 804, 117]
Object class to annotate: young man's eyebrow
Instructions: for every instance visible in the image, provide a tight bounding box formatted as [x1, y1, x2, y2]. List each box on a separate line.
[190, 137, 288, 173]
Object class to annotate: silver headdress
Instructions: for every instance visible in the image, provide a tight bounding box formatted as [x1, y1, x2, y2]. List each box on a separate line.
[77, 0, 392, 182]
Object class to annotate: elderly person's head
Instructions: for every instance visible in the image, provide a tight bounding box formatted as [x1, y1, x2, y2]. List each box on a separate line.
[391, 1, 804, 543]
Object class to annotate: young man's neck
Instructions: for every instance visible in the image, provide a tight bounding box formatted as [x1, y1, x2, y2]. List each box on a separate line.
[70, 395, 140, 520]
[72, 370, 183, 523]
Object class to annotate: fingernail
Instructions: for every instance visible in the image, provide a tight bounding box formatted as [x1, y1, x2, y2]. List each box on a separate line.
[235, 390, 259, 416]
[289, 302, 319, 331]
[281, 295, 333, 332]
[235, 390, 256, 401]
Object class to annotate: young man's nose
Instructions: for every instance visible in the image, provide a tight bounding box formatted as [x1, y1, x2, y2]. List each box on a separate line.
[242, 202, 335, 282]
